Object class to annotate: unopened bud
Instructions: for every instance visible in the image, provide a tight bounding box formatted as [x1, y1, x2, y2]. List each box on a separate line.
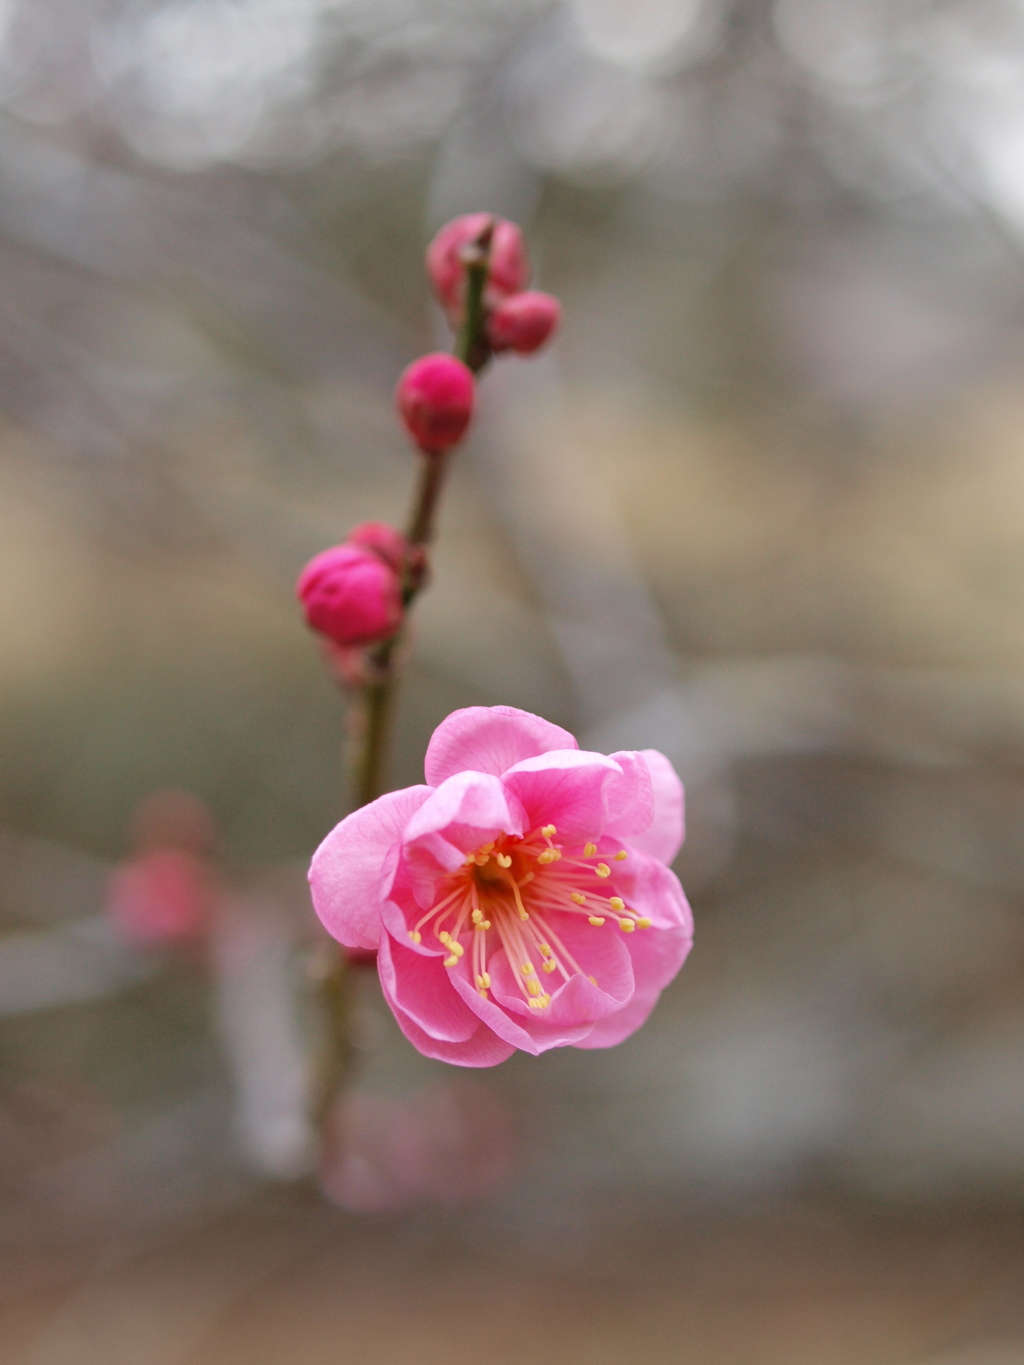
[347, 520, 408, 572]
[296, 543, 403, 647]
[426, 213, 531, 317]
[396, 353, 474, 453]
[487, 291, 561, 355]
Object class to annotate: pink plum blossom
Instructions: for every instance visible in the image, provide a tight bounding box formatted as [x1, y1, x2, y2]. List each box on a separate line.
[395, 353, 475, 454]
[107, 849, 217, 947]
[309, 706, 693, 1066]
[296, 542, 403, 647]
[426, 213, 531, 319]
[487, 290, 562, 355]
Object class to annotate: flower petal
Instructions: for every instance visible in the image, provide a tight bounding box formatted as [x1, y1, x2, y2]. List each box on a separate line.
[606, 750, 684, 864]
[379, 947, 515, 1067]
[501, 749, 635, 844]
[376, 931, 479, 1041]
[613, 852, 693, 993]
[401, 772, 527, 904]
[424, 705, 577, 786]
[309, 786, 432, 950]
[449, 961, 595, 1054]
[572, 988, 661, 1050]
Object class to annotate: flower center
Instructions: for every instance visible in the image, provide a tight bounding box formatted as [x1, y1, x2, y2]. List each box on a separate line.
[406, 825, 649, 1009]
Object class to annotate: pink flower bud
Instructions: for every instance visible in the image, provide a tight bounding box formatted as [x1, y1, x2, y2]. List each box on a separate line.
[487, 290, 562, 355]
[297, 543, 403, 647]
[347, 520, 407, 572]
[395, 353, 474, 453]
[426, 213, 531, 316]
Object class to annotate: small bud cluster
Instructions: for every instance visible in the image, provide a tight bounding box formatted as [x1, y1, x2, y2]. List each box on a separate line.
[298, 212, 560, 667]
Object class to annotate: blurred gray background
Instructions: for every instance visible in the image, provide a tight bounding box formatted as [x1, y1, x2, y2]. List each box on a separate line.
[1, 2, 1023, 1362]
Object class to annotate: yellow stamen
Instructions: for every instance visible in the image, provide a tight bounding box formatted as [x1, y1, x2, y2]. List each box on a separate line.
[450, 942, 464, 956]
[619, 918, 635, 932]
[584, 842, 597, 857]
[588, 976, 598, 986]
[541, 824, 557, 837]
[471, 908, 483, 923]
[608, 897, 625, 911]
[595, 863, 611, 878]
[537, 848, 560, 864]
[614, 851, 628, 861]
[408, 930, 422, 943]
[635, 917, 652, 928]
[476, 972, 491, 990]
[542, 960, 557, 973]
[527, 979, 542, 996]
[588, 916, 606, 926]
[444, 954, 459, 966]
[521, 962, 535, 976]
[538, 943, 552, 957]
[439, 931, 451, 944]
[496, 853, 512, 868]
[570, 892, 586, 905]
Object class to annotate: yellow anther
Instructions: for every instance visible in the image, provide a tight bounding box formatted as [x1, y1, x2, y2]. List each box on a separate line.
[589, 916, 606, 926]
[519, 910, 529, 920]
[407, 930, 422, 943]
[588, 976, 598, 986]
[584, 842, 597, 857]
[521, 962, 535, 976]
[526, 979, 542, 997]
[474, 853, 490, 865]
[476, 972, 491, 990]
[528, 997, 544, 1008]
[451, 942, 464, 956]
[444, 954, 459, 967]
[496, 853, 512, 868]
[520, 871, 534, 885]
[595, 863, 611, 878]
[471, 908, 483, 923]
[480, 842, 494, 853]
[570, 892, 586, 905]
[614, 850, 628, 861]
[619, 918, 635, 932]
[541, 993, 551, 1006]
[635, 917, 652, 928]
[439, 931, 451, 944]
[478, 988, 489, 999]
[538, 943, 552, 956]
[537, 848, 559, 864]
[541, 824, 557, 837]
[608, 897, 625, 911]
[482, 919, 492, 929]
[542, 960, 557, 973]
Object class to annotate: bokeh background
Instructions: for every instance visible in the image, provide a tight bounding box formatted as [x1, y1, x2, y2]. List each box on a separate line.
[2, 1, 1024, 1362]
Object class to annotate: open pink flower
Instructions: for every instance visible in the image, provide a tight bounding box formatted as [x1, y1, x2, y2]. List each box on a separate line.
[309, 706, 693, 1066]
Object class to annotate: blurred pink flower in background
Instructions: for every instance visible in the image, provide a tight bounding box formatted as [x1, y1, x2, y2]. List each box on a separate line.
[318, 1081, 515, 1213]
[106, 790, 220, 949]
[310, 706, 693, 1065]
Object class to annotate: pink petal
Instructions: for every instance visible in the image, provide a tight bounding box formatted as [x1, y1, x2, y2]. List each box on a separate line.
[450, 965, 594, 1054]
[572, 989, 662, 1050]
[376, 931, 479, 1042]
[488, 921, 633, 1027]
[607, 750, 684, 864]
[388, 1001, 516, 1068]
[424, 706, 577, 786]
[309, 786, 432, 950]
[402, 772, 527, 900]
[501, 749, 639, 844]
[614, 853, 693, 994]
